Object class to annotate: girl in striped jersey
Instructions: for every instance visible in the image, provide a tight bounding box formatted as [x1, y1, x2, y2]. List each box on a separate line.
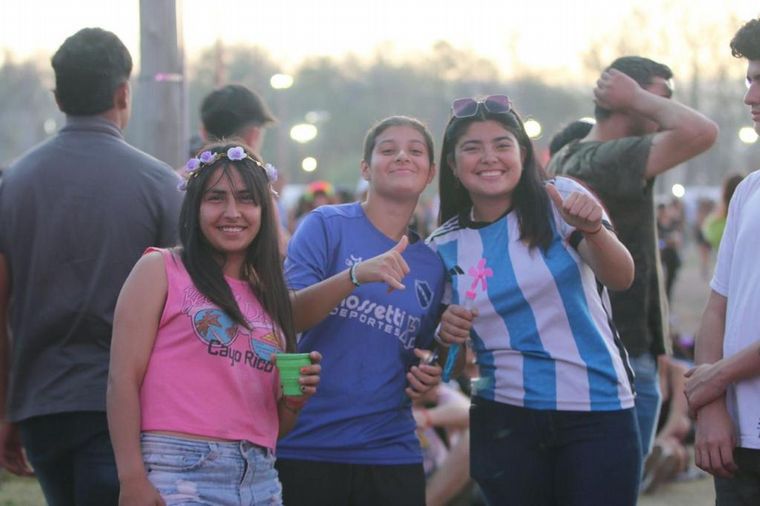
[426, 96, 640, 506]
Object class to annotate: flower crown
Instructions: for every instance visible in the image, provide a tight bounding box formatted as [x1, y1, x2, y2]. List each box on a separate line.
[177, 146, 278, 191]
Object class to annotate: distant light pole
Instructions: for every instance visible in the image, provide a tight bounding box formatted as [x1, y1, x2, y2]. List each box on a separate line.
[132, 0, 186, 168]
[302, 157, 318, 173]
[739, 126, 758, 144]
[43, 119, 57, 136]
[270, 73, 293, 179]
[290, 124, 319, 177]
[671, 183, 686, 198]
[290, 123, 318, 144]
[524, 118, 542, 140]
[270, 74, 294, 90]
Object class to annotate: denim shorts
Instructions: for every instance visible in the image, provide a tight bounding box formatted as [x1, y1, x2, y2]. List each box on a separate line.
[141, 433, 282, 505]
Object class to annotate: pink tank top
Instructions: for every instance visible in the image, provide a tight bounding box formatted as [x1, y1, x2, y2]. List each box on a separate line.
[140, 248, 283, 449]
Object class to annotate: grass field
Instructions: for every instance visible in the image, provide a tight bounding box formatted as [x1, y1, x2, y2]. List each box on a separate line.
[637, 243, 716, 506]
[0, 473, 44, 505]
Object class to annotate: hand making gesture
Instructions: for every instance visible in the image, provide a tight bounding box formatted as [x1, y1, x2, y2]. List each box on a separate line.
[351, 235, 410, 291]
[546, 183, 603, 234]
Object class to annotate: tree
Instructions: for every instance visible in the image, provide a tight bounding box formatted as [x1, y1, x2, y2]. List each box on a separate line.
[580, 6, 759, 188]
[0, 58, 60, 167]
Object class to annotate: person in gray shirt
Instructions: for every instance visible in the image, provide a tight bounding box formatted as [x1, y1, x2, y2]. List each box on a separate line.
[0, 28, 182, 505]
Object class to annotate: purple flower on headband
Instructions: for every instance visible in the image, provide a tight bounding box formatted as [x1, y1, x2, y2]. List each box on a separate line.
[176, 179, 188, 192]
[227, 146, 246, 161]
[199, 150, 215, 164]
[185, 157, 201, 172]
[264, 163, 278, 183]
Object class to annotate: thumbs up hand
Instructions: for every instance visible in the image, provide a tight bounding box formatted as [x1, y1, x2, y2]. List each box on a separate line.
[351, 235, 410, 291]
[546, 183, 603, 235]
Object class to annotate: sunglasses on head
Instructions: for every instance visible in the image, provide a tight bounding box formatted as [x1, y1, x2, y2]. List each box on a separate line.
[451, 95, 512, 118]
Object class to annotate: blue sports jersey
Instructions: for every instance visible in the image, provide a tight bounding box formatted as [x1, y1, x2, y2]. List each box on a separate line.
[427, 177, 634, 412]
[278, 202, 445, 464]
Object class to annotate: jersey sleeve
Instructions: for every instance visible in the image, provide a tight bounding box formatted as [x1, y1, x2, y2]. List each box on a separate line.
[284, 210, 331, 290]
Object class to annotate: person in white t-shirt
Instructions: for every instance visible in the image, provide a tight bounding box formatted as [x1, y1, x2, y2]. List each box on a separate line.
[685, 16, 760, 506]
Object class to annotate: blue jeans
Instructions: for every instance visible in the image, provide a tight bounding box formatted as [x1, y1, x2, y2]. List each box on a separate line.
[142, 433, 282, 505]
[714, 447, 760, 506]
[470, 397, 641, 506]
[629, 353, 662, 457]
[18, 411, 119, 506]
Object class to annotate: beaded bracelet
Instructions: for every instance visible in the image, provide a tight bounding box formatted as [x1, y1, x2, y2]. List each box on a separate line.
[583, 225, 604, 235]
[349, 263, 361, 287]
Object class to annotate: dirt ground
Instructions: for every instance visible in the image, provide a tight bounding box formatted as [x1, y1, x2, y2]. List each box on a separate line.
[637, 243, 717, 505]
[637, 464, 715, 506]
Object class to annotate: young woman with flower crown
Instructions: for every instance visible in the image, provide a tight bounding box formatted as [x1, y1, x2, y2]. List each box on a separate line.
[274, 116, 446, 506]
[427, 96, 640, 505]
[107, 143, 321, 506]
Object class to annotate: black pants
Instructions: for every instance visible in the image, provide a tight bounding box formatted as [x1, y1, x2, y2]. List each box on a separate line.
[18, 411, 119, 506]
[470, 398, 641, 506]
[276, 458, 425, 506]
[715, 448, 760, 506]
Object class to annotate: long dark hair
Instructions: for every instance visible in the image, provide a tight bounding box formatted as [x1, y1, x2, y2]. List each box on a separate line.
[438, 105, 553, 250]
[179, 142, 296, 352]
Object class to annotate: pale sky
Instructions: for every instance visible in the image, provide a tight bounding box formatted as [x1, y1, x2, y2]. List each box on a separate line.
[2, 0, 759, 80]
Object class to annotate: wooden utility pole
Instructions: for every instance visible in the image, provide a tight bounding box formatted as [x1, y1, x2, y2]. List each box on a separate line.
[130, 0, 186, 168]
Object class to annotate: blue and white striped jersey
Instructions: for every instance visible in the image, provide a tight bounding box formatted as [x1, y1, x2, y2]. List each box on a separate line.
[427, 177, 634, 411]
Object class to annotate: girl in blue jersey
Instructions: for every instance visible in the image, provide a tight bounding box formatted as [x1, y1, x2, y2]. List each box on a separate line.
[275, 116, 446, 506]
[427, 96, 640, 506]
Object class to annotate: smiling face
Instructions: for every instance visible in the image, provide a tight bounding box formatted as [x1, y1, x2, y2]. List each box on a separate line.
[361, 125, 436, 201]
[451, 119, 524, 217]
[745, 60, 760, 134]
[199, 166, 261, 273]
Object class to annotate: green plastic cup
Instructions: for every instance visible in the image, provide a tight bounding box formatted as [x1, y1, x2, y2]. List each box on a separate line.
[275, 353, 311, 396]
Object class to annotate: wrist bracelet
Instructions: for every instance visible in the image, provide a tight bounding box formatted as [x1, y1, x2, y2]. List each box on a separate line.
[349, 262, 361, 287]
[432, 323, 451, 348]
[583, 225, 603, 235]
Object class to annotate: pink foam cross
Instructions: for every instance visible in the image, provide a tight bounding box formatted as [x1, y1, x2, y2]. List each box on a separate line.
[466, 258, 493, 300]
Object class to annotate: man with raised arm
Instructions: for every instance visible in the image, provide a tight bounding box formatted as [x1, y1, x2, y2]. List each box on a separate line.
[547, 56, 718, 467]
